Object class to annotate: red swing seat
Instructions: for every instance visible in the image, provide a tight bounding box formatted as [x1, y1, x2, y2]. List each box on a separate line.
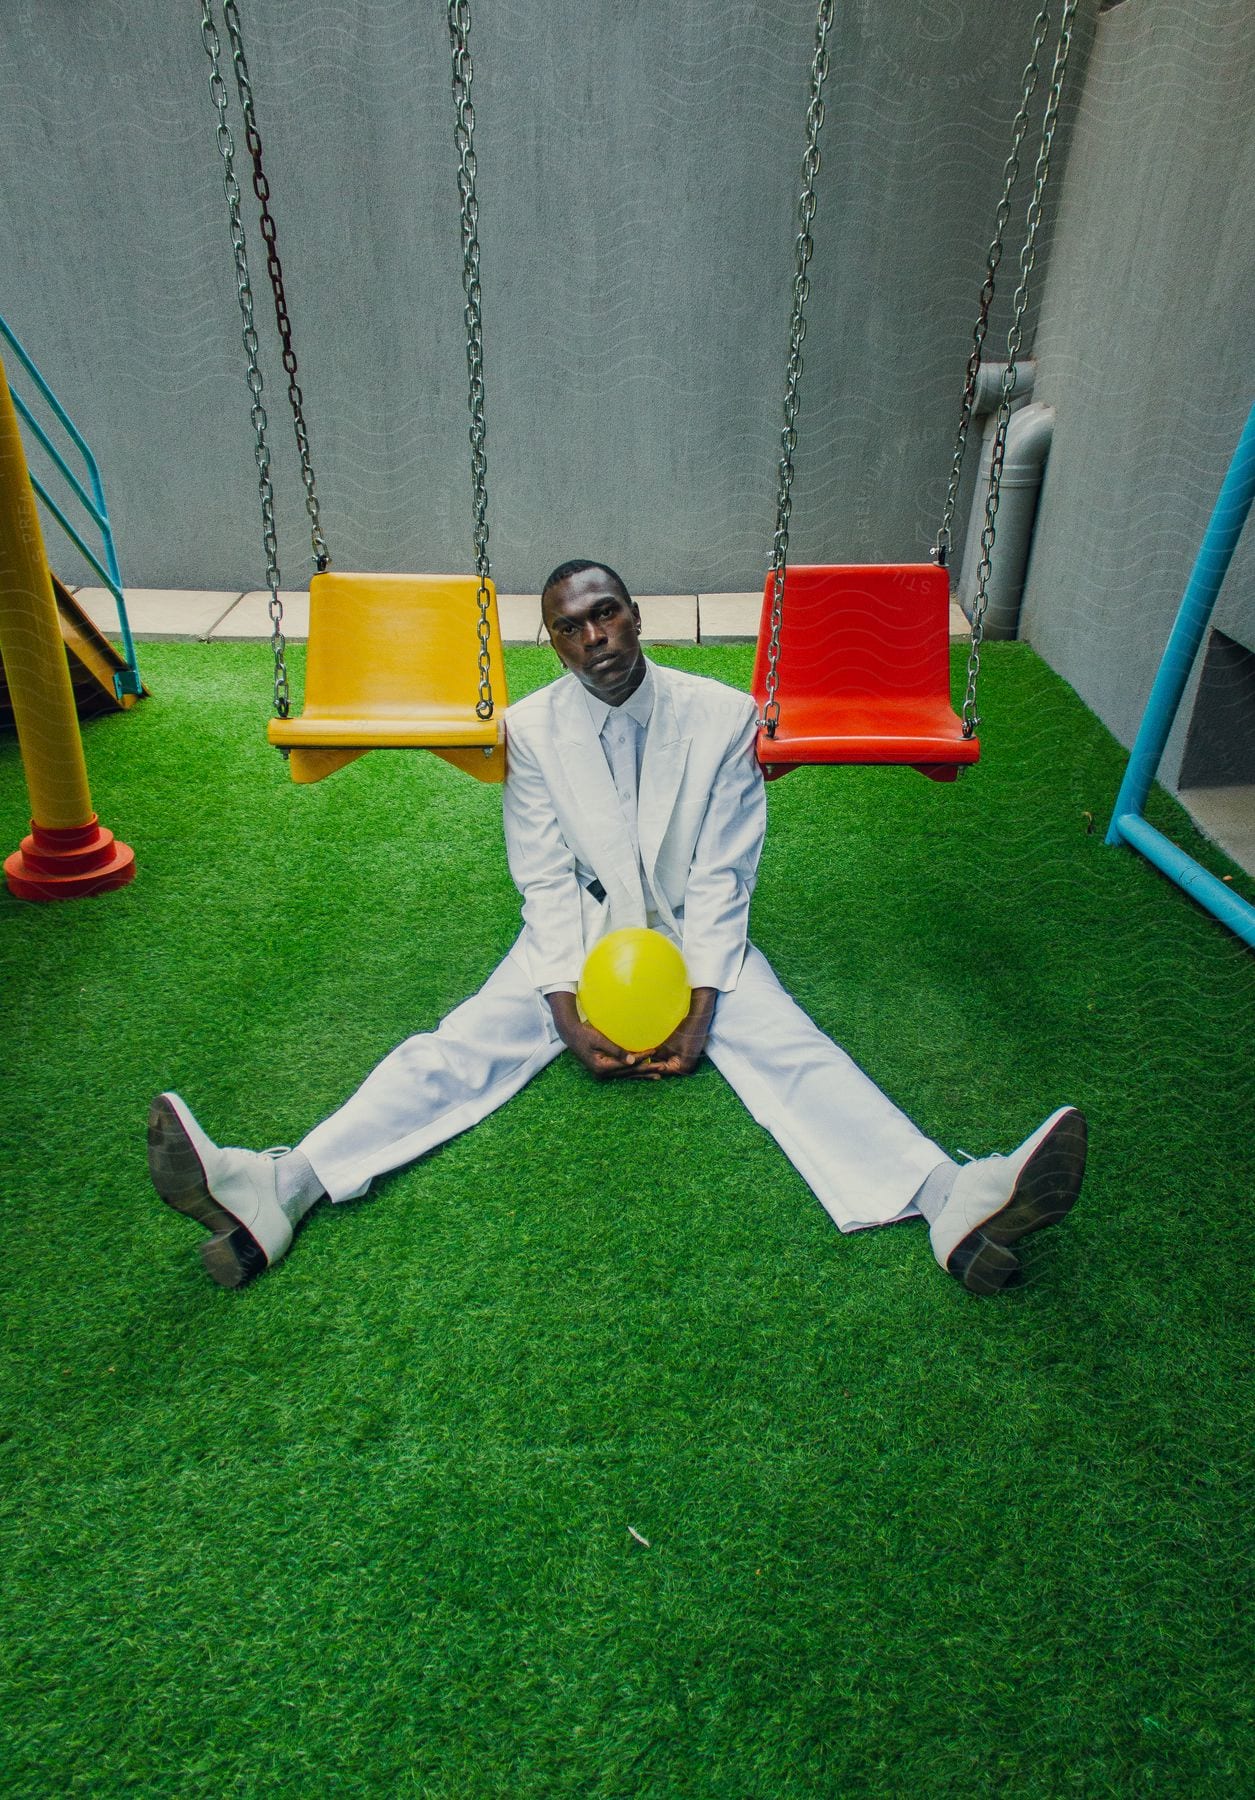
[750, 563, 980, 781]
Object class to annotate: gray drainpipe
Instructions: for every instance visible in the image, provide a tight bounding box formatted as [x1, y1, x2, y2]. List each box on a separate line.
[957, 361, 1054, 641]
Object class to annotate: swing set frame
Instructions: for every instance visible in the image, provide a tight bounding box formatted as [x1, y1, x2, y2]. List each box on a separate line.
[1106, 403, 1255, 951]
[201, 1, 1079, 789]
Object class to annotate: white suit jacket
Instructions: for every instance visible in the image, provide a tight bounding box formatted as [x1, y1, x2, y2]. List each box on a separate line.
[502, 661, 766, 995]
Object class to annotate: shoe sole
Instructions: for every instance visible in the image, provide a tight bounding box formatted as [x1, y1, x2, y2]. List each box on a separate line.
[983, 1107, 1088, 1250]
[947, 1231, 1024, 1296]
[147, 1095, 267, 1289]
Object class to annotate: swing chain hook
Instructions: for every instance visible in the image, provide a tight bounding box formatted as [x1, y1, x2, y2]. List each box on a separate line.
[200, 0, 289, 722]
[449, 1, 495, 722]
[962, 0, 1077, 737]
[220, 1, 330, 575]
[761, 0, 834, 738]
[934, 4, 1053, 570]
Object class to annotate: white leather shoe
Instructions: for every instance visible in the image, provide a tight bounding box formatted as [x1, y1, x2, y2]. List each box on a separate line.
[930, 1106, 1088, 1293]
[147, 1091, 293, 1288]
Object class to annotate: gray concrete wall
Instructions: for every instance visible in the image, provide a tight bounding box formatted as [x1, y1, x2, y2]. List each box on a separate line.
[1020, 0, 1255, 787]
[0, 1, 1087, 597]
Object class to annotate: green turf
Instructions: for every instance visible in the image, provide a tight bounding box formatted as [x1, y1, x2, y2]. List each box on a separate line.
[2, 641, 1253, 1797]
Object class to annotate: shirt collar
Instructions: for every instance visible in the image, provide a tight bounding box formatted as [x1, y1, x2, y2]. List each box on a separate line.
[579, 658, 655, 736]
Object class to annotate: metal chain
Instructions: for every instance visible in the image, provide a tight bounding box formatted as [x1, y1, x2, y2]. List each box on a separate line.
[448, 1, 495, 721]
[221, 0, 329, 573]
[933, 5, 1052, 568]
[962, 0, 1077, 736]
[200, 0, 288, 720]
[760, 0, 834, 737]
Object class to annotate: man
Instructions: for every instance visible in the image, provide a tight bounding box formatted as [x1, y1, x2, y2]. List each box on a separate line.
[148, 560, 1087, 1294]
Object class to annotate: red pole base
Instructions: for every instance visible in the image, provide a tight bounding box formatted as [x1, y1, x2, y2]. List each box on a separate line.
[4, 815, 136, 902]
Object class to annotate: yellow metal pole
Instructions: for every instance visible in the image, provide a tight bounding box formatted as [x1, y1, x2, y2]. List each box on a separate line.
[0, 350, 134, 899]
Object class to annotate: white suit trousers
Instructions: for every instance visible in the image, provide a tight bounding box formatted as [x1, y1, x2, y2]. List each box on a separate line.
[298, 937, 945, 1232]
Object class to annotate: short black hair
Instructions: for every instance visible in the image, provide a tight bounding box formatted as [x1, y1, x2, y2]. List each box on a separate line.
[540, 559, 632, 614]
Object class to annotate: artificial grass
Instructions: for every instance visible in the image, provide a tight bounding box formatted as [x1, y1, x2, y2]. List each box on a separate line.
[2, 641, 1253, 1797]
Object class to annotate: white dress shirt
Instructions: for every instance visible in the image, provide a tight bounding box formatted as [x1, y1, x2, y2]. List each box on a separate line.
[542, 663, 659, 997]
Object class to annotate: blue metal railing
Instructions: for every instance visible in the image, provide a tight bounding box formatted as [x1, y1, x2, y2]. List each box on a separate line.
[0, 313, 142, 699]
[1106, 402, 1255, 949]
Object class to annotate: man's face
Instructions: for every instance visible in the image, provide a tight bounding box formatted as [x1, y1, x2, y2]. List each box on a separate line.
[543, 566, 645, 705]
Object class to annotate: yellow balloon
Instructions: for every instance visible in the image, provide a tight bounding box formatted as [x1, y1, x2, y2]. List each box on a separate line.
[578, 927, 691, 1053]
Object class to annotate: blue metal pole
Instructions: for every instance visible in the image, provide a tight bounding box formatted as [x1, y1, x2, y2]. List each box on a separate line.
[11, 389, 106, 527]
[1112, 811, 1255, 949]
[0, 313, 143, 699]
[80, 433, 140, 691]
[27, 475, 123, 595]
[1106, 402, 1255, 844]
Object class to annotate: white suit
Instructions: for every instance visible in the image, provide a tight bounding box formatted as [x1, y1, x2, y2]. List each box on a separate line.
[300, 661, 945, 1229]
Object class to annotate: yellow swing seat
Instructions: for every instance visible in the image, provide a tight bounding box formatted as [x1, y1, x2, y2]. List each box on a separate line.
[267, 570, 509, 785]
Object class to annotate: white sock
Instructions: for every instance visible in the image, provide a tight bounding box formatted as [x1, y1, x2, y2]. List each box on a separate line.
[274, 1149, 326, 1226]
[911, 1158, 959, 1225]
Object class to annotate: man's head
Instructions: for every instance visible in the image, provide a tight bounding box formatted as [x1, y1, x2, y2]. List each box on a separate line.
[541, 559, 645, 706]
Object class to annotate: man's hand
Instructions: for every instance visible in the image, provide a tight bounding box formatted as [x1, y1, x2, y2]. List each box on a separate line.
[636, 987, 718, 1078]
[546, 991, 658, 1080]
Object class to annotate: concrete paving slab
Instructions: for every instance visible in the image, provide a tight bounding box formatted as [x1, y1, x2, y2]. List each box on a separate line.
[1179, 785, 1255, 880]
[637, 594, 697, 643]
[74, 587, 240, 641]
[198, 591, 698, 646]
[68, 582, 969, 663]
[698, 593, 972, 643]
[498, 593, 545, 643]
[210, 590, 310, 640]
[698, 593, 762, 642]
